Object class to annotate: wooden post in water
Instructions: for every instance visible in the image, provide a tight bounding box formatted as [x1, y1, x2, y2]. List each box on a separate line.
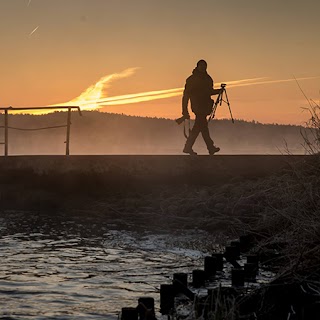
[66, 107, 71, 156]
[4, 109, 8, 156]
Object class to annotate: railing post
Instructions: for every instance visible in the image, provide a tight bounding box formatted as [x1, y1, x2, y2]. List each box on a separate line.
[0, 106, 81, 156]
[66, 107, 71, 156]
[4, 109, 8, 156]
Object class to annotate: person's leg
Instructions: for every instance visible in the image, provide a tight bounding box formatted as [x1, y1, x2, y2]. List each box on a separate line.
[183, 116, 202, 153]
[199, 116, 220, 154]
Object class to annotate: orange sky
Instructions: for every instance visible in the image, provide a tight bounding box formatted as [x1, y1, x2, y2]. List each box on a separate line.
[0, 0, 319, 125]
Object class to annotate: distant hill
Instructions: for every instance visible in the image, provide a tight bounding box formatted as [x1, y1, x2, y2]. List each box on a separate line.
[0, 111, 307, 155]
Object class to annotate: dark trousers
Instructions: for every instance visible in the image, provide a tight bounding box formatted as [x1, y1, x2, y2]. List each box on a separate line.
[185, 114, 214, 151]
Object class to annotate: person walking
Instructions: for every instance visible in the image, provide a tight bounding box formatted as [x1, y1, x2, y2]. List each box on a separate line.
[181, 59, 220, 155]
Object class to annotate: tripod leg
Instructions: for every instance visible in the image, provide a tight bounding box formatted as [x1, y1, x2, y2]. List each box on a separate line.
[219, 90, 224, 106]
[224, 90, 234, 123]
[209, 93, 221, 122]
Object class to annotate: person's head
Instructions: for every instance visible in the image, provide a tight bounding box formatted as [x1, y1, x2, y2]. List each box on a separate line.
[196, 59, 207, 73]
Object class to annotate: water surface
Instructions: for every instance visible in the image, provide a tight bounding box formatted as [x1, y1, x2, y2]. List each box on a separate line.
[0, 210, 211, 319]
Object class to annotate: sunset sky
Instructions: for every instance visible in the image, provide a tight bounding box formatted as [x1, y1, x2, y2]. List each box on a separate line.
[0, 0, 319, 124]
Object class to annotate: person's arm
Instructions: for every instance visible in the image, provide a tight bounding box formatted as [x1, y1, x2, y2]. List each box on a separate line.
[182, 80, 190, 118]
[212, 88, 222, 95]
[209, 76, 220, 95]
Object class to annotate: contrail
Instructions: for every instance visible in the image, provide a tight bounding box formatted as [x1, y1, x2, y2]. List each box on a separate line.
[52, 68, 139, 111]
[78, 87, 183, 106]
[29, 26, 39, 37]
[46, 72, 318, 114]
[76, 76, 317, 108]
[227, 76, 319, 89]
[64, 77, 268, 109]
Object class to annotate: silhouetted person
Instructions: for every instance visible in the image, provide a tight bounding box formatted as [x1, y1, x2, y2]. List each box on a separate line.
[181, 60, 220, 155]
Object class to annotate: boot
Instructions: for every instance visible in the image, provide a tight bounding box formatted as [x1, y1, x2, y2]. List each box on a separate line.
[209, 145, 220, 155]
[183, 145, 197, 155]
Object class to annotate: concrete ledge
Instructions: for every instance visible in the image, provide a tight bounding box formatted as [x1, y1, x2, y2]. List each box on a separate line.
[0, 155, 309, 186]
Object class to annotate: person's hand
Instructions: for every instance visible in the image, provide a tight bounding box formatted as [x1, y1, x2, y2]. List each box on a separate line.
[183, 113, 190, 119]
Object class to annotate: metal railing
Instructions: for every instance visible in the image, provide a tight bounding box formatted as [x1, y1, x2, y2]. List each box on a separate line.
[0, 106, 82, 156]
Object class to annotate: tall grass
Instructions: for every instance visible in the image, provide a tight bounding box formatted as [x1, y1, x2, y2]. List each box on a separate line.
[301, 101, 320, 154]
[234, 97, 320, 319]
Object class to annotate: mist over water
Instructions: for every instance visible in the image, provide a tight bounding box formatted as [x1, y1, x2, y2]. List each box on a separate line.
[0, 111, 306, 155]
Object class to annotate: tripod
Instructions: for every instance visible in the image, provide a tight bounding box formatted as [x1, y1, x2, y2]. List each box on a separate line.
[209, 83, 234, 123]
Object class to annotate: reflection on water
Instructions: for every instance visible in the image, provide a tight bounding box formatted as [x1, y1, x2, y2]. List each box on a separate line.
[0, 210, 210, 319]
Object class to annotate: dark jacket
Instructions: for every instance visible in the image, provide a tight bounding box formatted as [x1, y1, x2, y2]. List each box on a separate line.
[182, 68, 214, 116]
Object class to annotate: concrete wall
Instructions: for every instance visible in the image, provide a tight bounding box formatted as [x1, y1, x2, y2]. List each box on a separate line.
[0, 155, 309, 186]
